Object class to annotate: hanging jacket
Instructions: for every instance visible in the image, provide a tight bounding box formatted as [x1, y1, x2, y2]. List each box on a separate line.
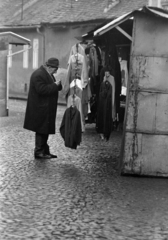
[64, 53, 88, 96]
[96, 81, 112, 140]
[68, 43, 85, 62]
[67, 95, 85, 132]
[103, 74, 116, 119]
[60, 106, 82, 149]
[89, 45, 99, 78]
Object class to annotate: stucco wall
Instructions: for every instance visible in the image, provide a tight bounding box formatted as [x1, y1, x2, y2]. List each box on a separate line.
[3, 24, 97, 103]
[8, 29, 43, 99]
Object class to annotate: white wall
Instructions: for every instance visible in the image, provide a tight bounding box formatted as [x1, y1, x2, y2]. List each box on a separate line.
[148, 0, 162, 7]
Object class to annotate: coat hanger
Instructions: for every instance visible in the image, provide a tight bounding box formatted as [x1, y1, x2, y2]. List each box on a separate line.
[71, 93, 76, 108]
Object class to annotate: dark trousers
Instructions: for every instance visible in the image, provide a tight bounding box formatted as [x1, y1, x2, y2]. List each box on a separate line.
[34, 133, 50, 156]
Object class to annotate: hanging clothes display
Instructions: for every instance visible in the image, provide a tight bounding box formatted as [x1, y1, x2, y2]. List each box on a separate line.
[103, 36, 122, 116]
[84, 42, 102, 124]
[64, 43, 91, 131]
[68, 43, 87, 64]
[120, 60, 128, 88]
[60, 105, 82, 149]
[64, 52, 88, 97]
[85, 43, 102, 96]
[82, 82, 92, 120]
[96, 80, 113, 141]
[103, 72, 116, 120]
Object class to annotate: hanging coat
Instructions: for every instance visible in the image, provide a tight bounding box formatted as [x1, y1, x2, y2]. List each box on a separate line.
[60, 106, 82, 149]
[24, 65, 62, 134]
[103, 74, 116, 119]
[96, 81, 113, 140]
[64, 53, 88, 97]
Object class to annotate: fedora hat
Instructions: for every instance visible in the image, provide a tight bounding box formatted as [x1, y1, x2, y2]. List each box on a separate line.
[46, 58, 59, 68]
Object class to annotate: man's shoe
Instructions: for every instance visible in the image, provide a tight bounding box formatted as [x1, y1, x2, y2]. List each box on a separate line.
[35, 153, 51, 159]
[48, 153, 57, 158]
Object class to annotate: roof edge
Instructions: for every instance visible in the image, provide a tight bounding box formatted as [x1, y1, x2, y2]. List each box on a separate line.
[0, 25, 41, 29]
[0, 18, 107, 29]
[42, 18, 107, 26]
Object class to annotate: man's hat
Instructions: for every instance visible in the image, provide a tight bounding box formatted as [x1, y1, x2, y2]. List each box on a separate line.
[46, 58, 59, 68]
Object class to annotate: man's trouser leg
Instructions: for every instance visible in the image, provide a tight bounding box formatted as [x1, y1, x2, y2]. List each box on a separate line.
[34, 133, 50, 156]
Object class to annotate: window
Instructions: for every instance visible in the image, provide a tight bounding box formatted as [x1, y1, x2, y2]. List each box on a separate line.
[33, 38, 39, 69]
[8, 44, 12, 68]
[23, 44, 29, 68]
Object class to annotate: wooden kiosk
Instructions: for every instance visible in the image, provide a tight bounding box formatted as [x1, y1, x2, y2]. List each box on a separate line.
[87, 7, 168, 177]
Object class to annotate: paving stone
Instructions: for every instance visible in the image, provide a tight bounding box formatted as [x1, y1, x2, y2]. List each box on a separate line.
[1, 100, 168, 240]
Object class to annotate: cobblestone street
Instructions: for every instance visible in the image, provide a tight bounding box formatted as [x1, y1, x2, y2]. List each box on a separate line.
[0, 99, 168, 240]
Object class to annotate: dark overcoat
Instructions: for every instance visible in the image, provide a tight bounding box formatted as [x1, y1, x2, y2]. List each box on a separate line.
[60, 106, 82, 149]
[96, 81, 112, 140]
[24, 65, 62, 134]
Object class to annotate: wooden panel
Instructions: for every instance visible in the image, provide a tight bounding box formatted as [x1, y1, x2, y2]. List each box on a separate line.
[133, 12, 168, 56]
[156, 94, 168, 132]
[122, 132, 168, 176]
[122, 132, 142, 174]
[131, 56, 168, 92]
[127, 92, 168, 133]
[121, 12, 168, 176]
[126, 91, 157, 132]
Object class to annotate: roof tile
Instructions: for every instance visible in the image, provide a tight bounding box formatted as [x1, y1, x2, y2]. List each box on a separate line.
[0, 0, 148, 26]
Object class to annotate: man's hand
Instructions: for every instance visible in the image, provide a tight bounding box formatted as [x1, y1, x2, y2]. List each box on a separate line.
[55, 79, 62, 86]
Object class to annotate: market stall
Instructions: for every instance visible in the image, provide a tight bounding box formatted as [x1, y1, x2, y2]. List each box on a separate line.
[81, 6, 168, 177]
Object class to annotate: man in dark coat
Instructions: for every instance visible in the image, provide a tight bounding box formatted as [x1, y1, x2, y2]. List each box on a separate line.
[24, 58, 62, 159]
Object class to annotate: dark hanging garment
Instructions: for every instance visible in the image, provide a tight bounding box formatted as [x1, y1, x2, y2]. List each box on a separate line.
[60, 106, 82, 149]
[104, 39, 122, 115]
[96, 81, 113, 140]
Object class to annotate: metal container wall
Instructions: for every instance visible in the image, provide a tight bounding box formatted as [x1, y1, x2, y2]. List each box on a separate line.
[121, 12, 168, 176]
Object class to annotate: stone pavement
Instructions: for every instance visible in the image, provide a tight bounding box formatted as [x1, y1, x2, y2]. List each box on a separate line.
[0, 99, 168, 240]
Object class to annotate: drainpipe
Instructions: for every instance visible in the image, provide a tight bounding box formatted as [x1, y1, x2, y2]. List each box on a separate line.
[6, 53, 9, 116]
[36, 27, 45, 64]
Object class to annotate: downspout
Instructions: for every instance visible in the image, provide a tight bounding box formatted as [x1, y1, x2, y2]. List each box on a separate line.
[6, 53, 9, 116]
[36, 26, 45, 64]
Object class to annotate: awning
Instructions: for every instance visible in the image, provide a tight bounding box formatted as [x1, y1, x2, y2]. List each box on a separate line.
[0, 31, 31, 45]
[94, 11, 134, 37]
[93, 6, 168, 37]
[82, 19, 112, 39]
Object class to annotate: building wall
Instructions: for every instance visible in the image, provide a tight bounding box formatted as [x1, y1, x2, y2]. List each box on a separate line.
[7, 28, 43, 99]
[4, 23, 96, 103]
[161, 0, 168, 9]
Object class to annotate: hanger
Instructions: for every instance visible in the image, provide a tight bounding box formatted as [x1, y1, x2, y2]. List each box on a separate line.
[71, 93, 76, 108]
